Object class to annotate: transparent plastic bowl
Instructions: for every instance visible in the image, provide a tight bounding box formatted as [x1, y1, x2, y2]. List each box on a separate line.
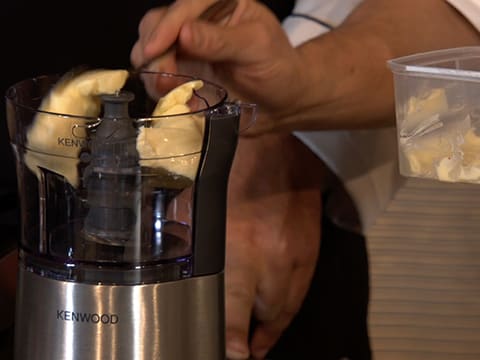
[5, 71, 233, 284]
[389, 46, 480, 183]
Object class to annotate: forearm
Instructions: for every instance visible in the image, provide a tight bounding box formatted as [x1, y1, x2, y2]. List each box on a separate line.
[229, 132, 331, 203]
[280, 0, 480, 131]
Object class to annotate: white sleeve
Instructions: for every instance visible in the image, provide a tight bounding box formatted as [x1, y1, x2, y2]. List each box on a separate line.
[446, 0, 480, 32]
[282, 0, 362, 47]
[281, 0, 403, 233]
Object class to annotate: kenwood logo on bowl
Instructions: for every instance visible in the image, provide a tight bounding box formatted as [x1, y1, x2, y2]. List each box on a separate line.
[56, 310, 119, 324]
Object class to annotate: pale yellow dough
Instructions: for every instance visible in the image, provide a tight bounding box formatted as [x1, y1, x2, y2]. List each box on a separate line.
[403, 88, 448, 134]
[136, 80, 206, 181]
[401, 87, 480, 183]
[461, 128, 480, 166]
[401, 88, 449, 174]
[26, 71, 205, 187]
[25, 69, 129, 187]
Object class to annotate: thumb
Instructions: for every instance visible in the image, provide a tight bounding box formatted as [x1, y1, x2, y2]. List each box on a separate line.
[178, 21, 253, 63]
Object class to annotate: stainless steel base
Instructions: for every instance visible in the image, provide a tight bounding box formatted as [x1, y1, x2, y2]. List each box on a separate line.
[15, 267, 225, 360]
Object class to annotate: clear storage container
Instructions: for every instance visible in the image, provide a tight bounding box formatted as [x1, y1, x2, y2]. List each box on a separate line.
[389, 46, 480, 183]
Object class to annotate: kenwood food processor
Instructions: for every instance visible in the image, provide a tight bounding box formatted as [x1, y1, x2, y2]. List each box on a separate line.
[6, 70, 247, 359]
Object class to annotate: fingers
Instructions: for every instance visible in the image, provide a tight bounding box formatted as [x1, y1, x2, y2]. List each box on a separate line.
[143, 0, 220, 57]
[225, 283, 254, 359]
[252, 237, 291, 324]
[249, 188, 321, 359]
[225, 134, 323, 359]
[132, 0, 276, 68]
[250, 262, 316, 359]
[225, 225, 258, 359]
[130, 0, 220, 69]
[130, 7, 167, 68]
[178, 20, 269, 64]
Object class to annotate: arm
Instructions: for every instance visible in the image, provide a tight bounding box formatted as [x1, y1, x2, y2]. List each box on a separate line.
[130, 1, 480, 358]
[226, 132, 327, 359]
[131, 0, 480, 133]
[287, 0, 480, 132]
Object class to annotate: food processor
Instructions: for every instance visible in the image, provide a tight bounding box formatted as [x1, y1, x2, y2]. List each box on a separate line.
[6, 71, 248, 359]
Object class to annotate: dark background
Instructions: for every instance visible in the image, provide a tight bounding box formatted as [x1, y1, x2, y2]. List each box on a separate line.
[0, 0, 295, 229]
[0, 2, 371, 359]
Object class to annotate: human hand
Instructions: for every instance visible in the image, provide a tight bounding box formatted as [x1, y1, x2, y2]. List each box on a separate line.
[130, 0, 308, 133]
[225, 133, 326, 359]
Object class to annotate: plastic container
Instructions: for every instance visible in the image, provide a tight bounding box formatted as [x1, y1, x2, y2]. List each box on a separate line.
[6, 71, 241, 285]
[388, 46, 480, 183]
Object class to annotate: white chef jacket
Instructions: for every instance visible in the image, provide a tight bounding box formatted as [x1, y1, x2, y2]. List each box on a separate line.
[282, 0, 480, 233]
[282, 2, 480, 359]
